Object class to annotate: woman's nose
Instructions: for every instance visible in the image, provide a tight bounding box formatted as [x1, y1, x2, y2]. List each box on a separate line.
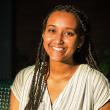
[55, 32, 64, 45]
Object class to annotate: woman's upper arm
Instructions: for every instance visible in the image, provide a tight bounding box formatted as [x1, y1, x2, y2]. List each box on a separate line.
[93, 71, 110, 109]
[99, 101, 110, 110]
[10, 90, 19, 110]
[9, 68, 26, 110]
[9, 65, 34, 110]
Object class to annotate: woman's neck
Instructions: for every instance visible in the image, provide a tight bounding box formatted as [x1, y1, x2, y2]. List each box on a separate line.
[48, 60, 78, 80]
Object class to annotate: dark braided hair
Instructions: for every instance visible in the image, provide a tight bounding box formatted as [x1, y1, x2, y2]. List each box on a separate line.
[25, 4, 98, 110]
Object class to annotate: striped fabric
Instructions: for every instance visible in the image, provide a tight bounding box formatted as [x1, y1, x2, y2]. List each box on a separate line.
[11, 64, 110, 110]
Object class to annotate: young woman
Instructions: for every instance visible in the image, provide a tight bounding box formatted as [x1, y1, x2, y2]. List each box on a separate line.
[10, 4, 110, 110]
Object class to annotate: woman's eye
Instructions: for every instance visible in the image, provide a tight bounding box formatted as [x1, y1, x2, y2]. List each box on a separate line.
[48, 29, 56, 33]
[64, 31, 75, 37]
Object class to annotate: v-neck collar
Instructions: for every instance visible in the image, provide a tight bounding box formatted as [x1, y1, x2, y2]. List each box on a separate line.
[44, 64, 82, 109]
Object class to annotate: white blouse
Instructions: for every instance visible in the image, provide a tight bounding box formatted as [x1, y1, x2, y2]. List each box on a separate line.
[11, 64, 110, 110]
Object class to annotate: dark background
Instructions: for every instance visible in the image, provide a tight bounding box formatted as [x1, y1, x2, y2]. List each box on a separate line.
[0, 0, 110, 80]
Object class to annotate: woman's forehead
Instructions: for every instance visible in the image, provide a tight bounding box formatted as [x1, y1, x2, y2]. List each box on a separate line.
[46, 11, 78, 28]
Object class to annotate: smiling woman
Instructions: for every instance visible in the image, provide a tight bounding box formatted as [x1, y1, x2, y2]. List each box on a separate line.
[10, 4, 110, 110]
[43, 11, 80, 63]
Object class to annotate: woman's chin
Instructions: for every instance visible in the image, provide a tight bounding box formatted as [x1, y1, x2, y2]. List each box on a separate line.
[50, 56, 64, 62]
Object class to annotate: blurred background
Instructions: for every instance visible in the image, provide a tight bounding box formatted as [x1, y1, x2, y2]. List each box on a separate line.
[0, 0, 110, 81]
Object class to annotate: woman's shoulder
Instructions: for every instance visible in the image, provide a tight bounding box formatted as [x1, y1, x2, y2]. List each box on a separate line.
[81, 64, 104, 76]
[81, 64, 109, 86]
[19, 65, 35, 73]
[11, 65, 35, 101]
[15, 65, 35, 80]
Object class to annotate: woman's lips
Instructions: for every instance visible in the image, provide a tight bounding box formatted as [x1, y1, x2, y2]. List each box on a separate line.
[50, 46, 66, 54]
[52, 47, 64, 51]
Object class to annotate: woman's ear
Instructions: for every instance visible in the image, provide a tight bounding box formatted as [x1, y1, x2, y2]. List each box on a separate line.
[78, 36, 85, 48]
[42, 33, 44, 39]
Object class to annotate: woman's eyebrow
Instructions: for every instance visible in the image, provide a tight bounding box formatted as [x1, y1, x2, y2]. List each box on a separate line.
[46, 25, 56, 27]
[47, 25, 75, 30]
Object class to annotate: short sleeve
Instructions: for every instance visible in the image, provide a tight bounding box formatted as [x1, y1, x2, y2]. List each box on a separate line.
[93, 71, 110, 109]
[11, 68, 26, 101]
[11, 65, 35, 101]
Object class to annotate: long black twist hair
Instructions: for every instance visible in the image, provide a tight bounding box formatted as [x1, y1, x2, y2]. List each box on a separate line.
[25, 4, 98, 110]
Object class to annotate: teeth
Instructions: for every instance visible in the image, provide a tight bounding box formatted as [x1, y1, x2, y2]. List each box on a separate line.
[52, 47, 64, 51]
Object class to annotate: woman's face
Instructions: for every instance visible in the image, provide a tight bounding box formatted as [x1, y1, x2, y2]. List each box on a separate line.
[43, 11, 82, 64]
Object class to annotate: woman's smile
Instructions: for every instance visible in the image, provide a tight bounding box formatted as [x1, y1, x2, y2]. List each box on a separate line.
[49, 45, 67, 58]
[52, 47, 64, 52]
[50, 45, 66, 53]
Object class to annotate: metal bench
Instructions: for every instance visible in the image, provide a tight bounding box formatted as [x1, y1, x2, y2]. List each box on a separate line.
[0, 80, 12, 110]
